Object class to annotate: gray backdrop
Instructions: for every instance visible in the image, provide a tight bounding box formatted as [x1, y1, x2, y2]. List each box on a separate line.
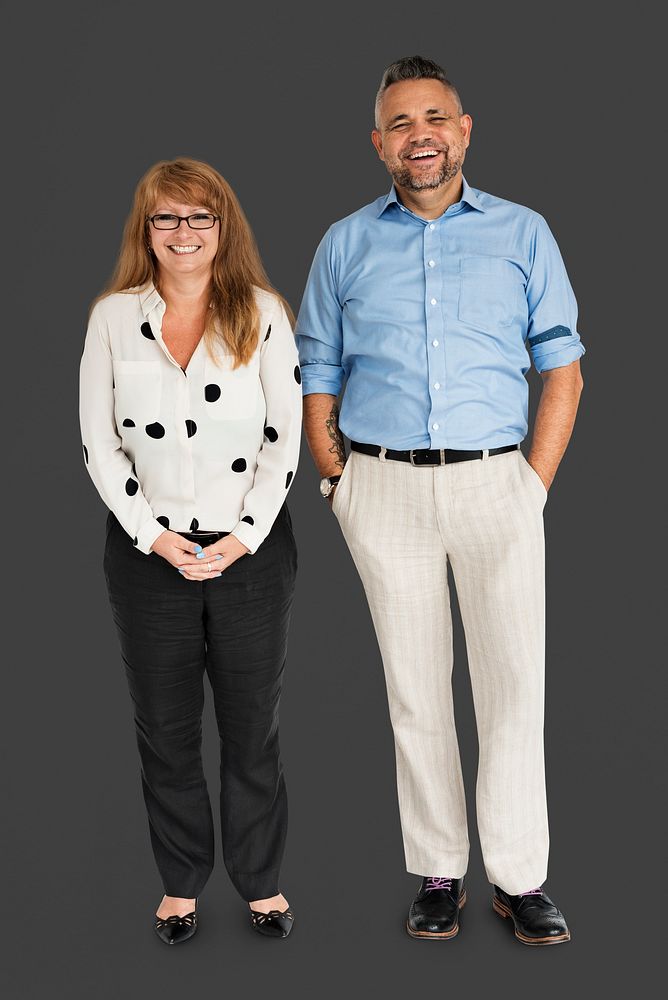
[2, 1, 664, 997]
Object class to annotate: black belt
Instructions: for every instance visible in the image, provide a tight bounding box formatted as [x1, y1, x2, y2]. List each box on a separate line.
[350, 441, 520, 467]
[176, 529, 230, 544]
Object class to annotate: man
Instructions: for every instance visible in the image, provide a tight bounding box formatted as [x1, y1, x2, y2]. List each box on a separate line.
[295, 55, 584, 946]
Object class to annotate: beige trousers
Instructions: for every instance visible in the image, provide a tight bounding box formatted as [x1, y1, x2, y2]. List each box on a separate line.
[332, 446, 550, 894]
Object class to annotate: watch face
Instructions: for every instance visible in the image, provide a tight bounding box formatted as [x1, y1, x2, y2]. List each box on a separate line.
[319, 477, 331, 497]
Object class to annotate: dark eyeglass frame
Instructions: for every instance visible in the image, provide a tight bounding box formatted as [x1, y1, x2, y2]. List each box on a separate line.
[147, 213, 220, 230]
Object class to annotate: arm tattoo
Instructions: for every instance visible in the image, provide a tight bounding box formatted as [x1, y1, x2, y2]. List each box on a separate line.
[325, 401, 346, 471]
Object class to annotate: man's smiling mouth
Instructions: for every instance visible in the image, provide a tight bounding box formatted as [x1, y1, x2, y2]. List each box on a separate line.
[406, 149, 442, 161]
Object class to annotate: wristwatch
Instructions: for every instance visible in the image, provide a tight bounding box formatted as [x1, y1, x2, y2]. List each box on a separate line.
[319, 475, 341, 498]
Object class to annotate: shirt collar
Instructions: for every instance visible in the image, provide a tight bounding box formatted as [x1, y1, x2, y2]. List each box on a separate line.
[138, 282, 164, 317]
[376, 174, 485, 218]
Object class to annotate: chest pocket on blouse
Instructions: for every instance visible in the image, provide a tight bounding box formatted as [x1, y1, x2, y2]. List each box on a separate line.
[112, 360, 162, 428]
[203, 352, 260, 421]
[458, 255, 526, 329]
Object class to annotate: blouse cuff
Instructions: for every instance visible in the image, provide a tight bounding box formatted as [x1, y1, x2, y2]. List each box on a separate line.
[135, 516, 168, 555]
[230, 520, 263, 555]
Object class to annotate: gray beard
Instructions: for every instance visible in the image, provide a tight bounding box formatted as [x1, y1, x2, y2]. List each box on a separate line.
[390, 152, 462, 192]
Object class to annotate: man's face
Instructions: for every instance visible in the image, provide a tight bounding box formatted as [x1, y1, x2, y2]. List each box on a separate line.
[372, 79, 472, 192]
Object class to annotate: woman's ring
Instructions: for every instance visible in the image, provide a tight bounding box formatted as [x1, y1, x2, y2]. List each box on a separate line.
[207, 562, 212, 573]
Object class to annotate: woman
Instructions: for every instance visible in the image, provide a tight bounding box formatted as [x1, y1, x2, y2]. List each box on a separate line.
[79, 158, 302, 944]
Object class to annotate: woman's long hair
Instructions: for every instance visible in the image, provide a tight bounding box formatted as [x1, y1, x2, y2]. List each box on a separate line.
[94, 157, 292, 367]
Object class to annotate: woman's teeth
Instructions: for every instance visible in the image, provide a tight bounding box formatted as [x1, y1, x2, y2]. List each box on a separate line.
[168, 245, 200, 254]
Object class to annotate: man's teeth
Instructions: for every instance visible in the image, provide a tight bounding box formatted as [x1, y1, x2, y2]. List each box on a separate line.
[168, 245, 200, 254]
[409, 150, 439, 159]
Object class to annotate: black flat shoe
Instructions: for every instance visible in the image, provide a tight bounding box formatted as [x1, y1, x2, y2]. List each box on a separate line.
[407, 877, 466, 939]
[492, 885, 570, 946]
[154, 900, 198, 945]
[249, 906, 294, 938]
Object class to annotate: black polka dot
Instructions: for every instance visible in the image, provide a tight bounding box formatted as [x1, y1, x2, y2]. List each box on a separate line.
[232, 458, 247, 473]
[189, 517, 199, 531]
[241, 515, 254, 525]
[133, 536, 138, 546]
[264, 425, 278, 442]
[205, 383, 221, 402]
[294, 366, 301, 385]
[156, 515, 170, 529]
[141, 322, 155, 340]
[264, 325, 271, 341]
[122, 418, 135, 427]
[185, 419, 197, 437]
[83, 444, 88, 464]
[125, 478, 139, 496]
[285, 471, 293, 488]
[145, 422, 165, 438]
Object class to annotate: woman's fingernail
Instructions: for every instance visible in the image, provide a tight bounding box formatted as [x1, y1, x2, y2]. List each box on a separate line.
[178, 568, 184, 574]
[194, 544, 203, 553]
[196, 552, 205, 559]
[216, 554, 223, 560]
[214, 572, 222, 577]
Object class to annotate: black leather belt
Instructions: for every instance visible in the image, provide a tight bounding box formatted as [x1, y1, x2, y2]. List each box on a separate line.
[176, 530, 230, 544]
[350, 441, 520, 466]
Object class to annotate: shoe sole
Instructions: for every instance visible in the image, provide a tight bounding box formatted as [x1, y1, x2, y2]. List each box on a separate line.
[492, 897, 571, 946]
[406, 890, 467, 939]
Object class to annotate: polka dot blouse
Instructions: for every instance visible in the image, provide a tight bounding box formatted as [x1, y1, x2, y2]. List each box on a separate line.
[79, 283, 302, 554]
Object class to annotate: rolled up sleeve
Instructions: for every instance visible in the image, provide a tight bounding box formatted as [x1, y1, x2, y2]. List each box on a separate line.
[295, 228, 345, 395]
[525, 214, 586, 373]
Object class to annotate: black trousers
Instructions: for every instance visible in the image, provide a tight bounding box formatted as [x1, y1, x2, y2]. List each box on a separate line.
[103, 502, 297, 901]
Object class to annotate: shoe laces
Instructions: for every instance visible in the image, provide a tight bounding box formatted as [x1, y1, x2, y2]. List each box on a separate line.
[425, 877, 452, 891]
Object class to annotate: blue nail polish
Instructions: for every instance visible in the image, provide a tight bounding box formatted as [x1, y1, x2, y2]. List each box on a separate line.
[196, 552, 205, 559]
[216, 554, 223, 560]
[214, 572, 222, 577]
[194, 544, 203, 553]
[178, 568, 184, 574]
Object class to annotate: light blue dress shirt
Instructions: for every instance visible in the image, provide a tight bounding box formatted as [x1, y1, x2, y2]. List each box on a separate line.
[295, 176, 585, 450]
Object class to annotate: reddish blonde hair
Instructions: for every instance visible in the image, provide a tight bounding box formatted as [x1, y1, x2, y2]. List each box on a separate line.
[95, 157, 292, 366]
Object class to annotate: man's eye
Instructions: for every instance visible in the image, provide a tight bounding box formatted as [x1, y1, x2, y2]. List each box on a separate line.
[430, 117, 447, 123]
[392, 123, 409, 131]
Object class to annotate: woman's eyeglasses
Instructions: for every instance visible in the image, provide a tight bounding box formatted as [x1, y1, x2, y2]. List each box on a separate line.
[148, 213, 219, 230]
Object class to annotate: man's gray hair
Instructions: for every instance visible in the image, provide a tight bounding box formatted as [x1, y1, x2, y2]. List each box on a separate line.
[374, 55, 463, 128]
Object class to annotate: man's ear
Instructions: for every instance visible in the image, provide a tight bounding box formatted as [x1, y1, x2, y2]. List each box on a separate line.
[371, 129, 384, 161]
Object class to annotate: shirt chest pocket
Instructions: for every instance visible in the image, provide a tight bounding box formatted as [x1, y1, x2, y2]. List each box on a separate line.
[458, 255, 526, 330]
[203, 352, 261, 421]
[112, 360, 162, 428]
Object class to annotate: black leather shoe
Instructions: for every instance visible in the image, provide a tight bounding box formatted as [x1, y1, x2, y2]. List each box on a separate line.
[492, 885, 570, 945]
[407, 877, 466, 939]
[250, 906, 294, 938]
[154, 901, 198, 945]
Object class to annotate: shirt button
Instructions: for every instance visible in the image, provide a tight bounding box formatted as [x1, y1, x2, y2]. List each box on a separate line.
[430, 298, 437, 305]
[432, 339, 439, 347]
[432, 423, 440, 431]
[428, 259, 436, 267]
[433, 382, 441, 390]
[429, 223, 435, 230]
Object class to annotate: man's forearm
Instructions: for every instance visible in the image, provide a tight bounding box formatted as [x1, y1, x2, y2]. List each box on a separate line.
[529, 360, 584, 490]
[303, 393, 346, 478]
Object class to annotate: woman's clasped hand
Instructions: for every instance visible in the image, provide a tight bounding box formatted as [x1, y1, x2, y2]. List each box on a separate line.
[150, 530, 250, 579]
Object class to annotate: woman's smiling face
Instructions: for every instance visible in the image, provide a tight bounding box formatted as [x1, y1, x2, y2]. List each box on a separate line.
[148, 200, 220, 278]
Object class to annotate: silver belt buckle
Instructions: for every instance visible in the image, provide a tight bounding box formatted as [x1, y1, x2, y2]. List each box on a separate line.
[409, 448, 447, 467]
